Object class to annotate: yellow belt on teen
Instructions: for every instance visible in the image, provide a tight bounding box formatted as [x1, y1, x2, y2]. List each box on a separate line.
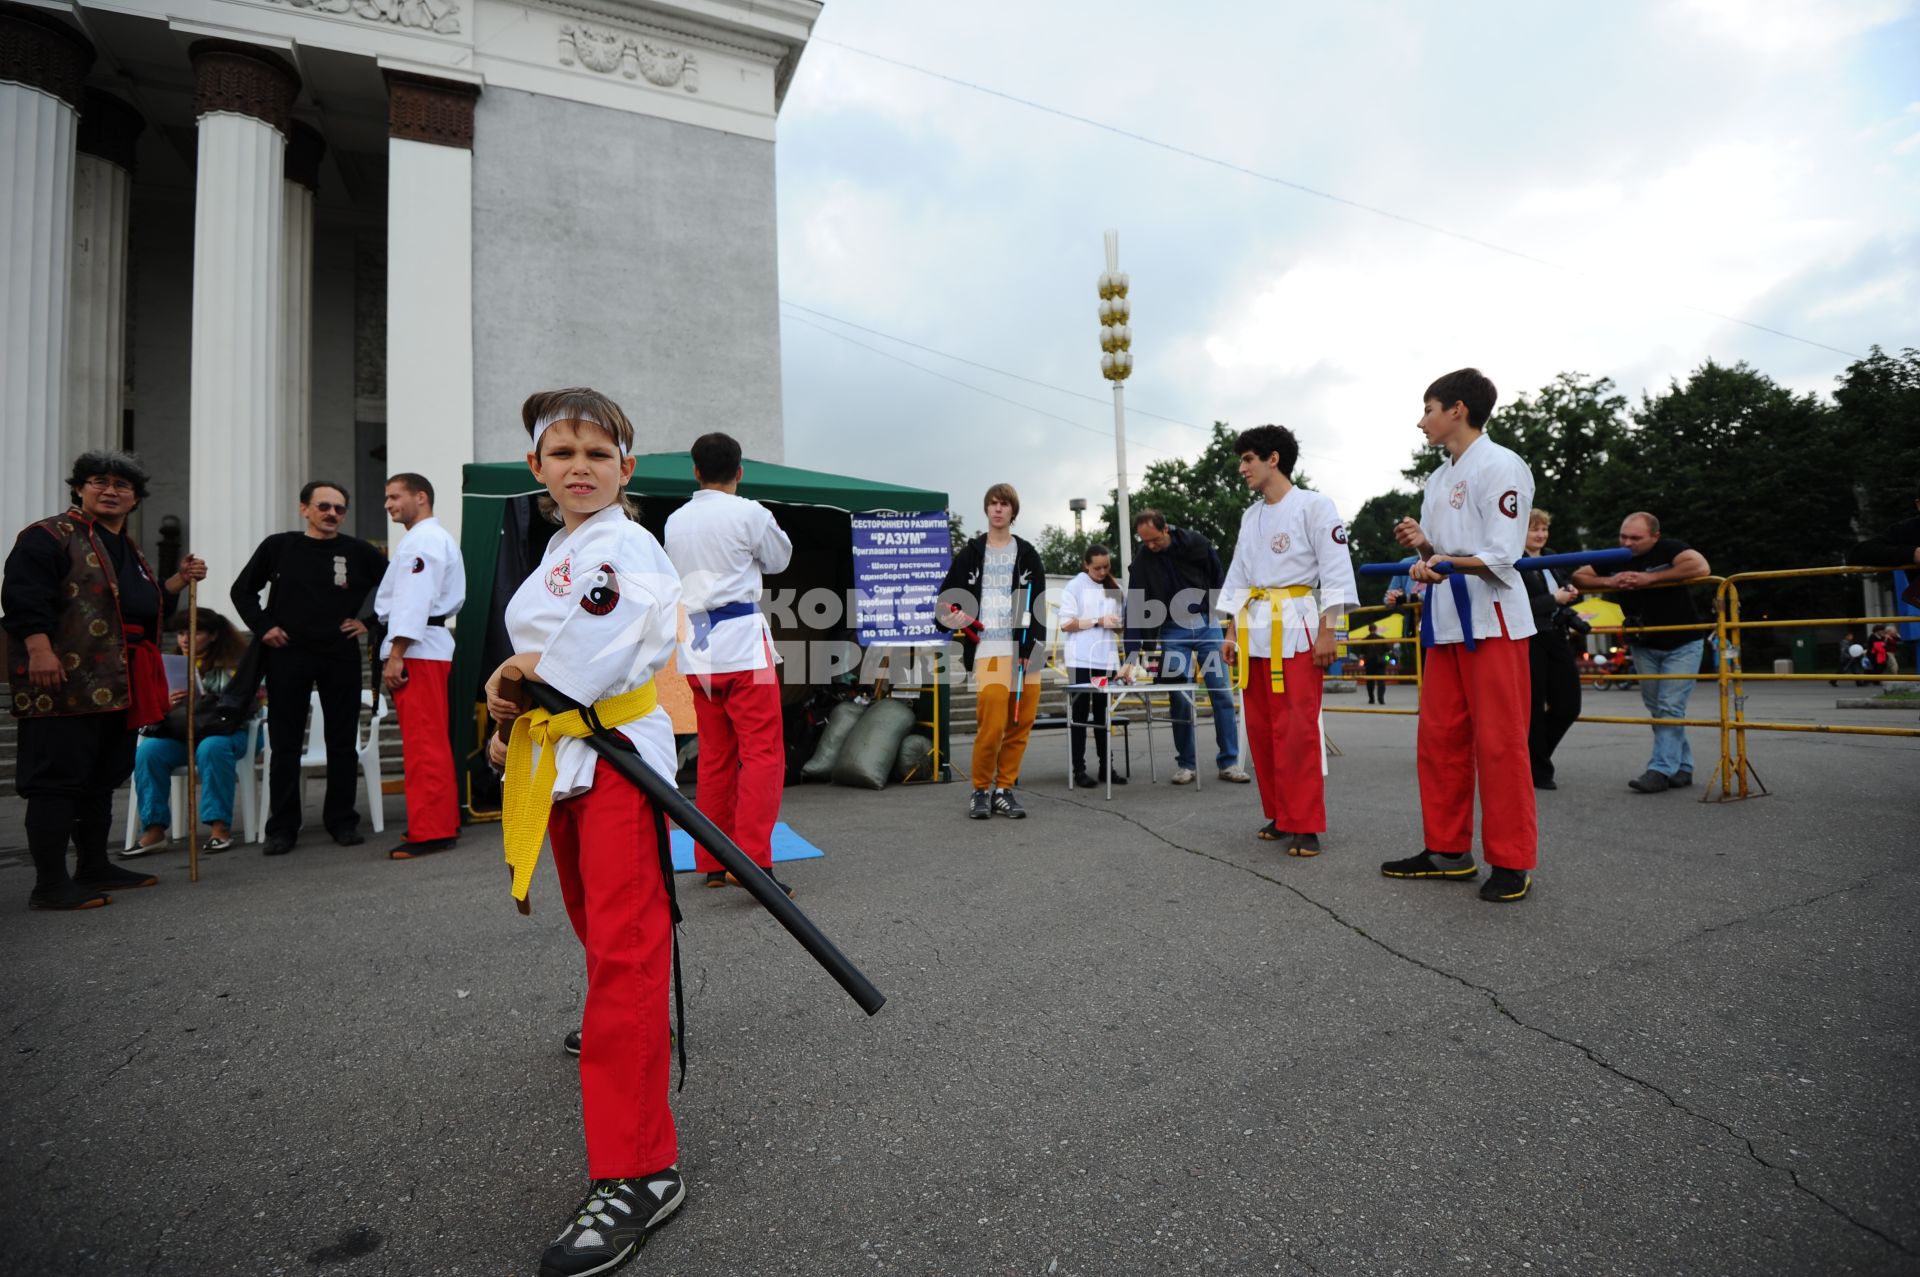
[1234, 586, 1315, 693]
[501, 680, 658, 903]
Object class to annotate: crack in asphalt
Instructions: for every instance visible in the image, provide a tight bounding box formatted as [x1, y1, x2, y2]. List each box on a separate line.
[1032, 789, 1917, 1260]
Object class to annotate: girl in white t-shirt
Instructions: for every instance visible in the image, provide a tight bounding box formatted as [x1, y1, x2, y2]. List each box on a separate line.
[1058, 543, 1127, 786]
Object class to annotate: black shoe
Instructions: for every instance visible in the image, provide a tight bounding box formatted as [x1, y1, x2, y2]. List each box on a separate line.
[74, 863, 158, 891]
[538, 1170, 686, 1277]
[389, 836, 457, 860]
[1072, 771, 1097, 789]
[563, 1029, 581, 1057]
[1257, 821, 1289, 842]
[1287, 832, 1321, 858]
[1479, 867, 1531, 902]
[1380, 850, 1478, 880]
[1670, 770, 1693, 789]
[1100, 768, 1128, 786]
[331, 828, 365, 847]
[968, 789, 991, 820]
[1532, 772, 1557, 790]
[703, 871, 728, 889]
[28, 881, 110, 911]
[991, 788, 1026, 819]
[263, 835, 295, 856]
[1628, 770, 1671, 793]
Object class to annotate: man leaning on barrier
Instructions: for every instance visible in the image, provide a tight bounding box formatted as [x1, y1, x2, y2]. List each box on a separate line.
[1571, 512, 1712, 794]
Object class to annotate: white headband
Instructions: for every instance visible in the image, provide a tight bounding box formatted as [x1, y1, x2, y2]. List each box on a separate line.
[533, 408, 630, 457]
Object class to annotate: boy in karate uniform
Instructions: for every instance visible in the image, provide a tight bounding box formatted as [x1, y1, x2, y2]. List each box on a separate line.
[376, 472, 465, 857]
[486, 388, 688, 1275]
[662, 432, 796, 896]
[1217, 424, 1357, 858]
[1382, 368, 1538, 903]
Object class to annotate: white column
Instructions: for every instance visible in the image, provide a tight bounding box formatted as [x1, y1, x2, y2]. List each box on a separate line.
[385, 74, 477, 546]
[281, 172, 315, 518]
[67, 153, 133, 459]
[1, 12, 90, 538]
[186, 42, 298, 611]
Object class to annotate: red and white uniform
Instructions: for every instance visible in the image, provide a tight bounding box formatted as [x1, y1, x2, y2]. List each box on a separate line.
[374, 515, 464, 843]
[505, 504, 682, 1178]
[1217, 487, 1357, 834]
[1415, 435, 1537, 870]
[664, 489, 793, 873]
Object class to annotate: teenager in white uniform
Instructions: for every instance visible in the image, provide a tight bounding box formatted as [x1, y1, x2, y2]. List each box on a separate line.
[1057, 541, 1127, 787]
[1384, 368, 1538, 903]
[662, 431, 796, 895]
[1217, 424, 1357, 857]
[485, 388, 688, 1276]
[376, 472, 465, 857]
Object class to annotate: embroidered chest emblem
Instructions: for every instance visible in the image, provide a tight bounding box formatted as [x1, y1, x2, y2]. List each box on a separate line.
[545, 555, 573, 596]
[332, 555, 348, 588]
[1449, 481, 1468, 510]
[580, 564, 619, 616]
[1270, 532, 1292, 554]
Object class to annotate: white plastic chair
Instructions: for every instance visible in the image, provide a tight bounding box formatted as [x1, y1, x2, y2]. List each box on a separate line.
[122, 717, 263, 849]
[259, 690, 387, 834]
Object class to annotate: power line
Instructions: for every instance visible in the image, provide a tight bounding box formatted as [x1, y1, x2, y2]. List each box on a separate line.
[815, 37, 1862, 362]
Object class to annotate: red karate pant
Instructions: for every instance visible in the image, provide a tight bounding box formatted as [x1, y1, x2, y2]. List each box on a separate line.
[1416, 621, 1537, 870]
[1243, 654, 1325, 833]
[690, 666, 784, 873]
[550, 759, 678, 1178]
[393, 658, 460, 842]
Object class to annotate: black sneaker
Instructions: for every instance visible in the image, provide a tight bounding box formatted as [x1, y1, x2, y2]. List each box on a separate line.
[1479, 867, 1531, 902]
[1627, 770, 1670, 793]
[967, 789, 991, 820]
[331, 827, 365, 847]
[1287, 833, 1321, 858]
[1257, 821, 1289, 842]
[263, 835, 295, 856]
[1670, 770, 1693, 789]
[539, 1171, 686, 1277]
[1099, 768, 1128, 786]
[74, 863, 158, 891]
[991, 789, 1026, 819]
[1072, 771, 1097, 789]
[563, 1029, 581, 1057]
[703, 871, 728, 889]
[1533, 775, 1557, 791]
[28, 882, 110, 911]
[1380, 850, 1479, 880]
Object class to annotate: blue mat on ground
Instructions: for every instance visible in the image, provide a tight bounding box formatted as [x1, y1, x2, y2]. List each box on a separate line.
[669, 821, 825, 873]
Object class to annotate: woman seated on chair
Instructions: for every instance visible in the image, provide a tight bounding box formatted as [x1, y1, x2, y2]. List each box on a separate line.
[128, 609, 259, 856]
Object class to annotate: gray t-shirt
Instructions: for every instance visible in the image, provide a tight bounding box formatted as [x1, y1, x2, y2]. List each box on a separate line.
[979, 541, 1017, 647]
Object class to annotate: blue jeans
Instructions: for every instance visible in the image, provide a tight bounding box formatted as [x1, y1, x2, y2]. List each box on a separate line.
[1158, 625, 1239, 771]
[135, 728, 255, 828]
[1630, 640, 1703, 777]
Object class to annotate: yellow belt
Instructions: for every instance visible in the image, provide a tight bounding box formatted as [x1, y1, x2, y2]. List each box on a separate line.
[1234, 586, 1315, 693]
[501, 680, 658, 904]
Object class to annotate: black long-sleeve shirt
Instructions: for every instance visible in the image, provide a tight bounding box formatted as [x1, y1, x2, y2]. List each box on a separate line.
[3, 520, 174, 641]
[1123, 527, 1225, 650]
[230, 531, 387, 648]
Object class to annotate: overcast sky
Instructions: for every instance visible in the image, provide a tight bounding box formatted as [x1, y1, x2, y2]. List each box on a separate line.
[771, 0, 1919, 541]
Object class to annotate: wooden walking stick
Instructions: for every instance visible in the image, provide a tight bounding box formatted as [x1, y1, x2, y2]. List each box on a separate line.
[185, 580, 199, 883]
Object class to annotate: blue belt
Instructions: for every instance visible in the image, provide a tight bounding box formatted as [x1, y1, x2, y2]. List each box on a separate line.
[690, 600, 759, 651]
[1418, 571, 1478, 652]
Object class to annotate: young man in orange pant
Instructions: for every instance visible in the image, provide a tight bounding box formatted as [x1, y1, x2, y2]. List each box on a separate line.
[1383, 368, 1538, 902]
[376, 473, 465, 858]
[938, 483, 1048, 819]
[1218, 424, 1357, 858]
[663, 432, 796, 896]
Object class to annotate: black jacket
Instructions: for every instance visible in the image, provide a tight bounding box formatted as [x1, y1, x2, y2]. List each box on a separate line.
[1522, 550, 1580, 653]
[1123, 527, 1224, 651]
[937, 534, 1048, 670]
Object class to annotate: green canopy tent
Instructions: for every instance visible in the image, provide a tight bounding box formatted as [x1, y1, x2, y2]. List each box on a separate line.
[451, 455, 951, 817]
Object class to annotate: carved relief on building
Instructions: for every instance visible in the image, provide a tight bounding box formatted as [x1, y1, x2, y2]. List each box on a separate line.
[557, 22, 698, 91]
[267, 0, 462, 38]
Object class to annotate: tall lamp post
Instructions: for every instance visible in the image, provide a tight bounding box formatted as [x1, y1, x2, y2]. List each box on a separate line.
[1099, 229, 1134, 580]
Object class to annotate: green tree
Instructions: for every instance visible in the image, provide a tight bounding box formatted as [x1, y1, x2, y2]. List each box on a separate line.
[1832, 345, 1920, 536]
[1097, 421, 1311, 557]
[946, 510, 968, 554]
[1034, 524, 1102, 575]
[1346, 489, 1422, 600]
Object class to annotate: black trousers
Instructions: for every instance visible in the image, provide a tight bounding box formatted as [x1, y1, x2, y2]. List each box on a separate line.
[264, 642, 365, 839]
[1068, 665, 1111, 775]
[1528, 632, 1583, 783]
[16, 711, 136, 886]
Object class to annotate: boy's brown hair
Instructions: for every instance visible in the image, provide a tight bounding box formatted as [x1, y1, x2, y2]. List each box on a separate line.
[983, 482, 1020, 522]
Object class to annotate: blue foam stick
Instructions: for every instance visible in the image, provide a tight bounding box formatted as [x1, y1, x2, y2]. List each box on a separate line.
[1358, 547, 1632, 576]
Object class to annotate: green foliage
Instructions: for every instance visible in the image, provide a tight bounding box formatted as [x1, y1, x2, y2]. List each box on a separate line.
[1832, 346, 1920, 535]
[1347, 490, 1422, 600]
[946, 510, 968, 554]
[1096, 421, 1311, 557]
[1034, 524, 1104, 575]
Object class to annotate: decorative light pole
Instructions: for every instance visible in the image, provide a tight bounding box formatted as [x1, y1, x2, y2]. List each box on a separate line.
[1098, 229, 1134, 580]
[1069, 497, 1087, 538]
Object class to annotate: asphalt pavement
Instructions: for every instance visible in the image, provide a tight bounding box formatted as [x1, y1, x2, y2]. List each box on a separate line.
[1, 682, 1915, 1276]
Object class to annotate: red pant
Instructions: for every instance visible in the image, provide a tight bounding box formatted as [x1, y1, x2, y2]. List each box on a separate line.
[690, 667, 784, 873]
[1417, 627, 1537, 870]
[1243, 654, 1325, 833]
[550, 760, 678, 1177]
[393, 658, 459, 841]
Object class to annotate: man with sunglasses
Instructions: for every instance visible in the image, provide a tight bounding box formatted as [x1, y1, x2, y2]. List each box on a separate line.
[232, 481, 388, 855]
